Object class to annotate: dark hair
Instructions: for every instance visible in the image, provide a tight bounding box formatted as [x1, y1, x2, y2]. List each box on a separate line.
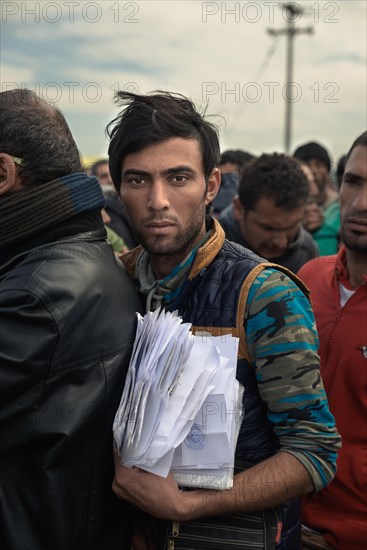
[0, 89, 81, 186]
[345, 131, 367, 163]
[107, 90, 220, 192]
[293, 141, 331, 172]
[336, 154, 347, 189]
[90, 158, 109, 177]
[238, 153, 310, 211]
[220, 149, 255, 171]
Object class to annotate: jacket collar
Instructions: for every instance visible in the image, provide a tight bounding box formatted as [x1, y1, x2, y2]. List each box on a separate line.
[335, 245, 367, 285]
[334, 246, 349, 281]
[0, 211, 105, 270]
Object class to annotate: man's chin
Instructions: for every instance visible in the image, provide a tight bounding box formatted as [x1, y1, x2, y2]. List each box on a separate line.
[342, 233, 367, 253]
[260, 249, 284, 261]
[142, 237, 177, 257]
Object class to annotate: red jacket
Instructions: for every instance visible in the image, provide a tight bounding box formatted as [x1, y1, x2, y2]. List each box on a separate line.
[298, 247, 367, 550]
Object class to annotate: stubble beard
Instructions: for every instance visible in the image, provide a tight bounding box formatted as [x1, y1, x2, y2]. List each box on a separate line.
[341, 228, 367, 254]
[137, 200, 207, 261]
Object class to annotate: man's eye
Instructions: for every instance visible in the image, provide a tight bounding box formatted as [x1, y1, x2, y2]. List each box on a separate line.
[128, 177, 145, 186]
[172, 175, 187, 184]
[343, 176, 359, 186]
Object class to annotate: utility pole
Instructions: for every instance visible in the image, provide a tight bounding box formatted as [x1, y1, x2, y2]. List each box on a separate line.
[268, 3, 313, 153]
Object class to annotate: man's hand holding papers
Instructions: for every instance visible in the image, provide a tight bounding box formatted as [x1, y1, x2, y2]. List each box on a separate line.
[113, 309, 242, 490]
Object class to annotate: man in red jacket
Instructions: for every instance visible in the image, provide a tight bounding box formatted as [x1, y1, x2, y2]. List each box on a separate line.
[298, 131, 367, 550]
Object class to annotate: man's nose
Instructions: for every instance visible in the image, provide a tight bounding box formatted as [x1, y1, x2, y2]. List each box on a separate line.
[353, 185, 367, 212]
[147, 180, 170, 210]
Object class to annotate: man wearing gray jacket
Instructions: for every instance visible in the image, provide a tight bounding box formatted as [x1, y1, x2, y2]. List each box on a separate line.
[219, 153, 318, 273]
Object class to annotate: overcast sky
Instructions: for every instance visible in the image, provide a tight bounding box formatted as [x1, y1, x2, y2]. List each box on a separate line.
[1, 0, 366, 165]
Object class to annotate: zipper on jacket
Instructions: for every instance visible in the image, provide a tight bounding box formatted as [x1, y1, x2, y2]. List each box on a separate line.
[172, 521, 180, 537]
[166, 521, 179, 549]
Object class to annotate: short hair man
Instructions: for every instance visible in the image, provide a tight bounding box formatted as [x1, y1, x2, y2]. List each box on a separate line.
[91, 157, 114, 189]
[219, 149, 255, 175]
[219, 153, 318, 273]
[299, 131, 367, 550]
[91, 158, 137, 249]
[293, 141, 338, 209]
[108, 91, 340, 550]
[294, 142, 341, 257]
[0, 89, 141, 550]
[212, 149, 256, 217]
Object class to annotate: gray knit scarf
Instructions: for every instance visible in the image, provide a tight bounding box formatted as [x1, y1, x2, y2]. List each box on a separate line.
[137, 231, 211, 312]
[0, 173, 105, 247]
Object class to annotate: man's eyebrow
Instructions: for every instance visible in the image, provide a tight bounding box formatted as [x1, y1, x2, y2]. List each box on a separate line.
[343, 171, 363, 181]
[121, 166, 197, 178]
[121, 168, 150, 178]
[163, 166, 197, 176]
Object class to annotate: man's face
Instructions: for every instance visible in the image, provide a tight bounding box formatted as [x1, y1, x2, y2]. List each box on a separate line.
[301, 163, 320, 202]
[233, 195, 304, 260]
[119, 137, 219, 272]
[96, 162, 113, 187]
[340, 144, 367, 253]
[305, 158, 329, 191]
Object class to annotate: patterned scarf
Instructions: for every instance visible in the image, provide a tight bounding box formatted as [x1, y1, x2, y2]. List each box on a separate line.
[0, 173, 105, 247]
[137, 232, 211, 312]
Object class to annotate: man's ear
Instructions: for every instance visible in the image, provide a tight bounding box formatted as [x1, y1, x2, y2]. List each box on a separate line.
[205, 167, 221, 205]
[0, 153, 21, 195]
[233, 195, 245, 221]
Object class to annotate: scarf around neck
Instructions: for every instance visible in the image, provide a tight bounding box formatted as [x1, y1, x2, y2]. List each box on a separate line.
[136, 231, 211, 312]
[0, 173, 105, 247]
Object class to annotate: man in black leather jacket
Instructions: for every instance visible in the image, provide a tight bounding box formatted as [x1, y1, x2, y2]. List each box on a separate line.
[0, 89, 142, 550]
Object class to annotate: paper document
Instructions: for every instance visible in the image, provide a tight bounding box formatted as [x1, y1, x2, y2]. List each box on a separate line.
[113, 309, 243, 489]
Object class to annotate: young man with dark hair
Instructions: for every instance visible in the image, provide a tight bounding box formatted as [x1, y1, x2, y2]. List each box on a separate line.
[90, 157, 135, 251]
[90, 158, 114, 189]
[299, 131, 367, 550]
[0, 89, 141, 550]
[212, 149, 256, 217]
[293, 141, 341, 257]
[219, 153, 318, 273]
[108, 91, 340, 550]
[292, 141, 337, 209]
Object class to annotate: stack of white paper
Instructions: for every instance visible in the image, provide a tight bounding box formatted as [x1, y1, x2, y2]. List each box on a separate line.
[113, 309, 243, 489]
[170, 333, 243, 489]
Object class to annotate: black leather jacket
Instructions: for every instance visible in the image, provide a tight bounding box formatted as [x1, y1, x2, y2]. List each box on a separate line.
[0, 220, 141, 550]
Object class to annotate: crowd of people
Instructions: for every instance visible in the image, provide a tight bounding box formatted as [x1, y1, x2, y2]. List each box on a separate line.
[90, 139, 345, 277]
[0, 87, 365, 550]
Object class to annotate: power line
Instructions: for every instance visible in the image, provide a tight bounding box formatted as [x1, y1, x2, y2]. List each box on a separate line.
[253, 35, 281, 82]
[268, 3, 313, 153]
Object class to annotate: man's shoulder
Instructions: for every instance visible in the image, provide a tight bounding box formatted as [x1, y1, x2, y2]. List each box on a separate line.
[298, 255, 337, 282]
[218, 211, 245, 246]
[1, 234, 128, 292]
[221, 238, 263, 262]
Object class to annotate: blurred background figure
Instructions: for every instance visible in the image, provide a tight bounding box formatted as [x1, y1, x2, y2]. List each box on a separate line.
[293, 141, 341, 255]
[91, 158, 138, 250]
[219, 153, 317, 273]
[90, 158, 114, 189]
[101, 208, 129, 254]
[293, 141, 337, 208]
[212, 149, 255, 217]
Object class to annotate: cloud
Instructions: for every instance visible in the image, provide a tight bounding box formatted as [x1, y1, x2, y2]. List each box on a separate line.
[1, 0, 366, 159]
